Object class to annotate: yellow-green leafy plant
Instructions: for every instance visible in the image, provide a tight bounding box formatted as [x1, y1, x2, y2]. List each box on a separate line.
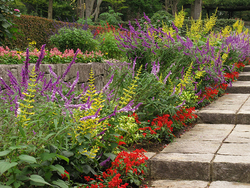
[118, 65, 142, 108]
[18, 66, 36, 128]
[110, 115, 141, 145]
[72, 68, 105, 145]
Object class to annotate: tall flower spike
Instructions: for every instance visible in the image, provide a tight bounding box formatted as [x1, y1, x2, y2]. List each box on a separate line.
[35, 44, 46, 73]
[21, 48, 30, 88]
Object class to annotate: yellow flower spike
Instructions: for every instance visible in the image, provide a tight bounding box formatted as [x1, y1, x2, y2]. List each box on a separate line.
[203, 9, 217, 35]
[118, 65, 142, 109]
[174, 7, 185, 29]
[18, 66, 37, 128]
[176, 62, 194, 93]
[72, 68, 106, 143]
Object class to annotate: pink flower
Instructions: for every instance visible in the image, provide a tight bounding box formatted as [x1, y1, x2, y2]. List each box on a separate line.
[14, 9, 20, 12]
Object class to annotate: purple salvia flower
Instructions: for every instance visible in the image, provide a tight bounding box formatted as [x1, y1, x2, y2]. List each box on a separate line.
[0, 78, 14, 95]
[62, 49, 79, 80]
[197, 95, 206, 105]
[171, 85, 176, 96]
[175, 100, 186, 108]
[97, 128, 107, 137]
[32, 130, 36, 135]
[35, 44, 46, 73]
[143, 12, 151, 23]
[100, 156, 111, 167]
[195, 89, 202, 96]
[66, 72, 79, 96]
[172, 22, 178, 33]
[48, 65, 58, 79]
[22, 48, 30, 87]
[102, 75, 114, 93]
[79, 108, 101, 121]
[163, 71, 171, 84]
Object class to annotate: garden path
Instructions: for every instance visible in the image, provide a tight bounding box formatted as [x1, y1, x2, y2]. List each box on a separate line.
[145, 65, 250, 187]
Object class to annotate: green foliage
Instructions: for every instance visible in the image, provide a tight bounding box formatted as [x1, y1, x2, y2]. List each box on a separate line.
[1, 14, 102, 50]
[49, 27, 99, 52]
[98, 6, 123, 26]
[99, 31, 125, 59]
[180, 19, 238, 36]
[103, 0, 128, 12]
[77, 17, 96, 26]
[0, 0, 21, 45]
[125, 0, 162, 19]
[150, 10, 174, 28]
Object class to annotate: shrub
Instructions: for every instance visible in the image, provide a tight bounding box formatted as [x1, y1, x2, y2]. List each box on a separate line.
[49, 27, 99, 52]
[150, 10, 174, 28]
[98, 6, 123, 27]
[99, 31, 125, 59]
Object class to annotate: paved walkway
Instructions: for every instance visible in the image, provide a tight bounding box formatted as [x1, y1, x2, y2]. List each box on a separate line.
[145, 66, 250, 187]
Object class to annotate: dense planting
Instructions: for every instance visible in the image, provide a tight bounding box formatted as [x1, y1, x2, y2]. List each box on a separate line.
[0, 10, 250, 187]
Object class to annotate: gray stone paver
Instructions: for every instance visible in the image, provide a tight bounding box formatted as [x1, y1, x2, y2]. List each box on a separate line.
[149, 66, 250, 185]
[209, 181, 250, 188]
[226, 81, 250, 93]
[197, 94, 249, 124]
[150, 180, 209, 188]
[179, 124, 234, 142]
[151, 153, 212, 180]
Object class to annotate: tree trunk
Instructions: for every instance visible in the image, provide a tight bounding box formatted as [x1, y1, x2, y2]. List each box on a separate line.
[172, 0, 179, 16]
[85, 0, 95, 19]
[48, 0, 53, 19]
[191, 0, 202, 20]
[165, 0, 169, 11]
[92, 0, 103, 21]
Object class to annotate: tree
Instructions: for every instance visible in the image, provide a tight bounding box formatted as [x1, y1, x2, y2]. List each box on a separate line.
[191, 0, 202, 19]
[0, 0, 21, 44]
[164, 0, 180, 16]
[77, 0, 103, 21]
[48, 0, 53, 19]
[103, 0, 127, 12]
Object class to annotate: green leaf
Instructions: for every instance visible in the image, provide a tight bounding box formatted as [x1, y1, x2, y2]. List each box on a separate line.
[0, 184, 12, 188]
[0, 150, 11, 157]
[29, 175, 51, 186]
[50, 164, 64, 174]
[18, 125, 26, 138]
[40, 152, 57, 161]
[19, 155, 37, 164]
[54, 119, 58, 130]
[104, 153, 116, 161]
[0, 161, 18, 175]
[61, 151, 74, 158]
[52, 179, 68, 188]
[56, 154, 69, 164]
[82, 165, 96, 175]
[44, 133, 56, 140]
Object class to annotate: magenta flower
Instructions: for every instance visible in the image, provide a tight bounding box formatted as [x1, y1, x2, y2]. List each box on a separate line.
[14, 9, 20, 12]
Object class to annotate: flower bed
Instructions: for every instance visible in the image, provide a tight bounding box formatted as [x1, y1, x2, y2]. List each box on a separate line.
[0, 10, 250, 188]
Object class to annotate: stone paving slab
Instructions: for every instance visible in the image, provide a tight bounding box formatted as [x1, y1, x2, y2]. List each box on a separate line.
[179, 124, 234, 142]
[161, 141, 221, 154]
[237, 97, 250, 124]
[225, 125, 250, 143]
[212, 155, 250, 183]
[226, 81, 250, 93]
[150, 180, 209, 188]
[197, 94, 249, 124]
[243, 65, 250, 72]
[238, 72, 250, 81]
[217, 143, 250, 156]
[209, 181, 250, 188]
[150, 153, 213, 180]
